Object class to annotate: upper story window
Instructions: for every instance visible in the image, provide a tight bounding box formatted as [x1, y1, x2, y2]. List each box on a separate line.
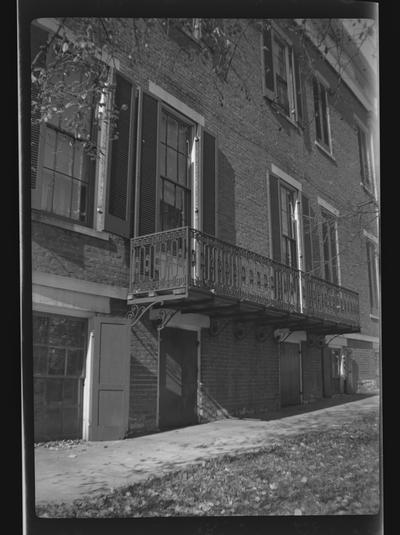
[366, 238, 379, 315]
[280, 184, 297, 268]
[268, 166, 302, 269]
[312, 76, 332, 153]
[31, 24, 98, 228]
[356, 122, 374, 194]
[159, 109, 193, 231]
[320, 209, 339, 285]
[262, 22, 303, 125]
[40, 74, 96, 225]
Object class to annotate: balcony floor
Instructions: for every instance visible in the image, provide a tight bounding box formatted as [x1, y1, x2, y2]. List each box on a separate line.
[127, 287, 360, 336]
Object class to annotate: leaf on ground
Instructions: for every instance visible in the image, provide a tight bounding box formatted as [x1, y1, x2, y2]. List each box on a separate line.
[294, 508, 303, 515]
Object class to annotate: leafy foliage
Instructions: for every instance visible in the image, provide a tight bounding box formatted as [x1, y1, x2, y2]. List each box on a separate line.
[36, 411, 379, 518]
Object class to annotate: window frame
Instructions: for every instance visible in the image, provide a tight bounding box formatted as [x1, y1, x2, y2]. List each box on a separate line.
[31, 21, 109, 232]
[354, 116, 376, 197]
[320, 206, 340, 286]
[157, 104, 195, 232]
[262, 22, 301, 125]
[312, 74, 333, 155]
[365, 237, 379, 315]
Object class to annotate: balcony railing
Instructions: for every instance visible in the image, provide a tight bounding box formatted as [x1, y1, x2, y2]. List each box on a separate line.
[129, 227, 360, 331]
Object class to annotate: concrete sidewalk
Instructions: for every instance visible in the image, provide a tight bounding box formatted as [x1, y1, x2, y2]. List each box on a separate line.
[34, 394, 379, 506]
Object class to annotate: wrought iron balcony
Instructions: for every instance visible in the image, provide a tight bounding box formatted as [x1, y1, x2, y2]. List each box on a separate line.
[128, 227, 360, 334]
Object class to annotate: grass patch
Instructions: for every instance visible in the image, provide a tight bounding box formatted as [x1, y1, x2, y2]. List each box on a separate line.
[37, 412, 380, 517]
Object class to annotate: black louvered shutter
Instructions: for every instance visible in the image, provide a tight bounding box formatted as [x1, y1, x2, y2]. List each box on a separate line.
[31, 24, 48, 207]
[294, 54, 303, 126]
[104, 73, 135, 237]
[302, 194, 312, 273]
[269, 174, 281, 263]
[202, 131, 216, 236]
[262, 25, 275, 100]
[310, 203, 321, 277]
[138, 93, 158, 236]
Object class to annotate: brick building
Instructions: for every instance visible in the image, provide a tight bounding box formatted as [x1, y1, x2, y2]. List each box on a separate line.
[30, 18, 379, 441]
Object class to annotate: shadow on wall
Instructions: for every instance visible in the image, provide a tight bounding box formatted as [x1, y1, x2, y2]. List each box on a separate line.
[217, 149, 236, 244]
[199, 386, 233, 422]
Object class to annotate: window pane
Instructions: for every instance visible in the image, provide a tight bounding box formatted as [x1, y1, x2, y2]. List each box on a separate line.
[33, 346, 48, 375]
[63, 379, 78, 404]
[48, 348, 66, 375]
[33, 314, 49, 344]
[66, 349, 84, 376]
[166, 146, 178, 180]
[313, 79, 322, 142]
[178, 125, 189, 154]
[274, 39, 287, 80]
[40, 169, 54, 212]
[46, 379, 63, 403]
[72, 142, 84, 179]
[320, 88, 330, 146]
[167, 116, 178, 148]
[160, 112, 167, 143]
[178, 153, 187, 185]
[43, 128, 57, 169]
[53, 173, 72, 218]
[71, 180, 88, 222]
[159, 143, 166, 177]
[162, 179, 175, 206]
[276, 77, 289, 113]
[54, 134, 74, 176]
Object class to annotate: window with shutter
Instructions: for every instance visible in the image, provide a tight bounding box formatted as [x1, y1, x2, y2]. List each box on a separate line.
[104, 73, 136, 237]
[313, 76, 332, 153]
[31, 23, 98, 227]
[366, 240, 379, 313]
[261, 22, 303, 125]
[321, 210, 339, 285]
[356, 124, 373, 192]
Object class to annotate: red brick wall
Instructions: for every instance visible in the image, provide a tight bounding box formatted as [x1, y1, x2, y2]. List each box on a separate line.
[31, 220, 130, 288]
[347, 338, 379, 392]
[200, 323, 280, 420]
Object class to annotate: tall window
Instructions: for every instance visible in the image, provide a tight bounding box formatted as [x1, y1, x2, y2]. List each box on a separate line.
[33, 312, 87, 441]
[357, 124, 373, 192]
[158, 109, 192, 231]
[262, 24, 303, 124]
[41, 96, 95, 224]
[313, 77, 331, 151]
[321, 210, 339, 284]
[366, 240, 379, 313]
[280, 184, 297, 268]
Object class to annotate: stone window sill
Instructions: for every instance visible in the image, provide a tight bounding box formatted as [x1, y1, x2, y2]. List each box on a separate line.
[31, 211, 110, 241]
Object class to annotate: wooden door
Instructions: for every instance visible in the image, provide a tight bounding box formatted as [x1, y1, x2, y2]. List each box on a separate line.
[159, 328, 198, 430]
[280, 342, 301, 407]
[88, 317, 130, 441]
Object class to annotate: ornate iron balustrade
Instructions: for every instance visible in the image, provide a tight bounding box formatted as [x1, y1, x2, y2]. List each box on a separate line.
[302, 273, 360, 327]
[129, 227, 360, 328]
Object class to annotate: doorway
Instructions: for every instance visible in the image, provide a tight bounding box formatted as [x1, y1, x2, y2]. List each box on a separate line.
[159, 327, 198, 429]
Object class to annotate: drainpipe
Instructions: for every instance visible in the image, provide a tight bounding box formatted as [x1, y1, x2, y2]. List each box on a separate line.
[294, 199, 304, 313]
[191, 128, 201, 284]
[299, 343, 303, 404]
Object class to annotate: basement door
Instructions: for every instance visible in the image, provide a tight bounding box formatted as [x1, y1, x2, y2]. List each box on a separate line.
[159, 327, 198, 430]
[88, 317, 130, 441]
[280, 342, 301, 407]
